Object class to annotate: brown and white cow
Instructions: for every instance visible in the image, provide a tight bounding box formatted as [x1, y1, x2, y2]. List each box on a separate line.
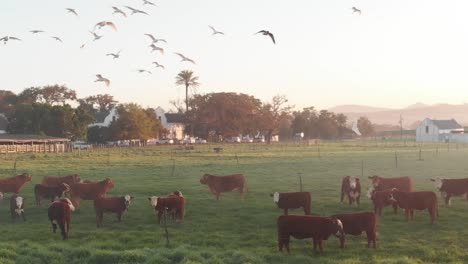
[331, 212, 377, 249]
[341, 176, 361, 205]
[41, 174, 81, 187]
[389, 189, 438, 224]
[148, 193, 185, 224]
[368, 175, 412, 192]
[69, 178, 114, 208]
[10, 194, 25, 222]
[271, 192, 311, 215]
[34, 183, 70, 206]
[200, 173, 247, 200]
[48, 198, 75, 240]
[431, 178, 468, 206]
[277, 215, 345, 254]
[0, 173, 32, 194]
[94, 195, 134, 227]
[367, 189, 398, 216]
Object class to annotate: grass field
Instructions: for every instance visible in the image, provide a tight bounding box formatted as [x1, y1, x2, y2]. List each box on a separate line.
[0, 141, 467, 264]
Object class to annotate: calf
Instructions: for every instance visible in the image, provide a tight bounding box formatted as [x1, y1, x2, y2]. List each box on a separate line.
[48, 198, 75, 240]
[69, 178, 114, 208]
[200, 173, 247, 200]
[0, 173, 32, 194]
[10, 194, 25, 222]
[431, 178, 468, 206]
[41, 174, 81, 187]
[331, 212, 377, 248]
[277, 215, 345, 254]
[367, 188, 398, 216]
[34, 183, 70, 206]
[368, 175, 412, 192]
[148, 194, 185, 224]
[389, 189, 438, 224]
[341, 176, 361, 205]
[271, 192, 311, 215]
[94, 195, 134, 227]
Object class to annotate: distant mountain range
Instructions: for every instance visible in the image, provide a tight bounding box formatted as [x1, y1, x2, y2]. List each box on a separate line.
[328, 103, 468, 129]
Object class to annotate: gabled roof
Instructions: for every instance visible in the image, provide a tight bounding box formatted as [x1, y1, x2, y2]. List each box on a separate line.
[165, 113, 185, 123]
[0, 114, 7, 131]
[431, 119, 463, 130]
[93, 110, 110, 123]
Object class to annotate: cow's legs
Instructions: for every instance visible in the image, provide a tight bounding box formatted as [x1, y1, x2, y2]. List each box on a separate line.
[404, 209, 410, 222]
[51, 221, 57, 233]
[318, 239, 324, 254]
[157, 210, 163, 224]
[340, 191, 344, 203]
[284, 208, 288, 215]
[366, 230, 376, 249]
[117, 212, 122, 222]
[392, 203, 398, 214]
[59, 223, 67, 240]
[445, 194, 452, 207]
[356, 196, 360, 206]
[21, 212, 26, 221]
[313, 238, 317, 252]
[410, 209, 414, 220]
[96, 211, 103, 227]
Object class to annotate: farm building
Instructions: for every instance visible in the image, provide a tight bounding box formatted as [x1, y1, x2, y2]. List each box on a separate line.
[0, 114, 7, 134]
[416, 118, 468, 143]
[154, 107, 186, 140]
[0, 134, 70, 153]
[88, 108, 119, 128]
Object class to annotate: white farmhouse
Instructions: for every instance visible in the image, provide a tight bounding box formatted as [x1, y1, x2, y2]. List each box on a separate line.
[88, 108, 119, 128]
[154, 107, 186, 140]
[416, 118, 466, 143]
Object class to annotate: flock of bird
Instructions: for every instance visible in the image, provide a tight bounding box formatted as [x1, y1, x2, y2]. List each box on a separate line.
[2, 2, 362, 88]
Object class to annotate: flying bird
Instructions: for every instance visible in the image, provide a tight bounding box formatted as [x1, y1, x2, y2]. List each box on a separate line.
[352, 7, 362, 15]
[51, 36, 63, 43]
[112, 7, 127, 17]
[144, 33, 167, 43]
[152, 61, 165, 69]
[174, 52, 195, 64]
[80, 43, 86, 49]
[95, 21, 117, 31]
[136, 69, 152, 74]
[30, 30, 45, 34]
[255, 30, 275, 44]
[66, 8, 79, 16]
[125, 6, 149, 15]
[149, 44, 164, 54]
[209, 25, 224, 35]
[90, 31, 103, 41]
[142, 0, 156, 6]
[0, 36, 22, 44]
[106, 50, 121, 59]
[95, 74, 110, 87]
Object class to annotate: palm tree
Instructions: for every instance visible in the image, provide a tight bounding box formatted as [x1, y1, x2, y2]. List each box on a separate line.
[175, 70, 200, 113]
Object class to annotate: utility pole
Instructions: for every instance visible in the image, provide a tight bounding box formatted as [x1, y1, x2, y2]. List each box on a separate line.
[399, 114, 403, 141]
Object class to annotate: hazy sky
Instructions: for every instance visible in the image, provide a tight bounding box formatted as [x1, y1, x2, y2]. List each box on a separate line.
[2, 0, 468, 111]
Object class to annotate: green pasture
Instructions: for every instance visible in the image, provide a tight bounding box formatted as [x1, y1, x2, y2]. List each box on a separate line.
[0, 141, 467, 264]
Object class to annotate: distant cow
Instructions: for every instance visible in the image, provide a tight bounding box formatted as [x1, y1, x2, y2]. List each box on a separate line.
[148, 194, 185, 224]
[389, 189, 438, 224]
[0, 173, 32, 194]
[368, 175, 412, 192]
[200, 173, 247, 200]
[331, 212, 377, 248]
[431, 178, 468, 206]
[41, 174, 81, 187]
[277, 215, 345, 254]
[48, 198, 75, 240]
[271, 192, 311, 215]
[341, 176, 361, 205]
[10, 194, 25, 222]
[34, 183, 70, 206]
[94, 195, 134, 227]
[69, 178, 114, 208]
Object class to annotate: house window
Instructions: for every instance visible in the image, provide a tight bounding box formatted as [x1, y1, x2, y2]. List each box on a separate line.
[158, 116, 161, 121]
[425, 126, 429, 134]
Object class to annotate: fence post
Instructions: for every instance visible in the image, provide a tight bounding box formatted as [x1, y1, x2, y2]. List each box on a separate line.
[163, 208, 170, 247]
[298, 173, 303, 192]
[361, 160, 364, 179]
[394, 152, 398, 168]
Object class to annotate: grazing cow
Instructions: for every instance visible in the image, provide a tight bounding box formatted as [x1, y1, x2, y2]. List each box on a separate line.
[0, 173, 32, 194]
[367, 188, 398, 216]
[271, 192, 311, 215]
[69, 178, 114, 208]
[48, 198, 75, 240]
[431, 178, 468, 206]
[94, 195, 134, 227]
[277, 215, 345, 254]
[200, 173, 247, 200]
[34, 183, 70, 206]
[331, 212, 377, 248]
[148, 194, 185, 224]
[10, 194, 25, 222]
[368, 175, 412, 192]
[389, 189, 438, 224]
[341, 176, 361, 205]
[41, 174, 81, 187]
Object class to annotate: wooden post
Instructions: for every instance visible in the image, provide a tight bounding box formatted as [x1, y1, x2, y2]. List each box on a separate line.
[298, 173, 303, 192]
[13, 158, 17, 175]
[235, 153, 239, 166]
[163, 208, 170, 247]
[418, 147, 422, 161]
[394, 152, 398, 168]
[361, 160, 364, 179]
[317, 143, 321, 158]
[436, 146, 439, 157]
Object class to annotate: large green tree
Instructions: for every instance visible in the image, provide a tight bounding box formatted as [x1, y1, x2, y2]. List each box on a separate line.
[109, 103, 163, 140]
[357, 116, 374, 137]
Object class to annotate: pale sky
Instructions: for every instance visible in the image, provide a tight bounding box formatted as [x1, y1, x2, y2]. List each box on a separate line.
[2, 0, 468, 111]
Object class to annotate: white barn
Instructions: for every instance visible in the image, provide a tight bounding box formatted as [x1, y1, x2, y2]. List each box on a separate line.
[416, 118, 466, 143]
[88, 108, 119, 128]
[154, 107, 186, 140]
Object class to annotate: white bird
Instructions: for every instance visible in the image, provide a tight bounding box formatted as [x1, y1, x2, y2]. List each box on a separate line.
[0, 36, 22, 44]
[112, 7, 127, 17]
[30, 30, 45, 34]
[95, 74, 110, 87]
[106, 50, 121, 59]
[209, 25, 224, 35]
[136, 69, 152, 74]
[51, 36, 63, 43]
[125, 6, 149, 15]
[142, 0, 156, 6]
[95, 21, 118, 31]
[90, 31, 103, 41]
[66, 8, 79, 16]
[144, 33, 167, 43]
[174, 52, 196, 64]
[149, 44, 164, 54]
[152, 61, 165, 69]
[352, 7, 362, 15]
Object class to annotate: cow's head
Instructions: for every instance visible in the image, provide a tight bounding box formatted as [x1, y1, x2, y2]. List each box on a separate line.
[331, 218, 345, 248]
[148, 196, 158, 207]
[71, 174, 82, 183]
[200, 174, 211, 185]
[124, 195, 134, 210]
[14, 196, 24, 215]
[349, 177, 358, 189]
[19, 173, 32, 182]
[170, 191, 183, 197]
[103, 178, 114, 189]
[388, 188, 399, 202]
[59, 198, 75, 212]
[271, 192, 280, 203]
[366, 186, 375, 199]
[430, 178, 444, 190]
[368, 175, 381, 188]
[60, 183, 71, 194]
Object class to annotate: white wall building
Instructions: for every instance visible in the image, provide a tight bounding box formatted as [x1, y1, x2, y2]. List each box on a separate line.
[88, 108, 119, 128]
[416, 118, 466, 143]
[154, 107, 186, 140]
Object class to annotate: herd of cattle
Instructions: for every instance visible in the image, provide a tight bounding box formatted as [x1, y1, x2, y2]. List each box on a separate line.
[0, 172, 467, 254]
